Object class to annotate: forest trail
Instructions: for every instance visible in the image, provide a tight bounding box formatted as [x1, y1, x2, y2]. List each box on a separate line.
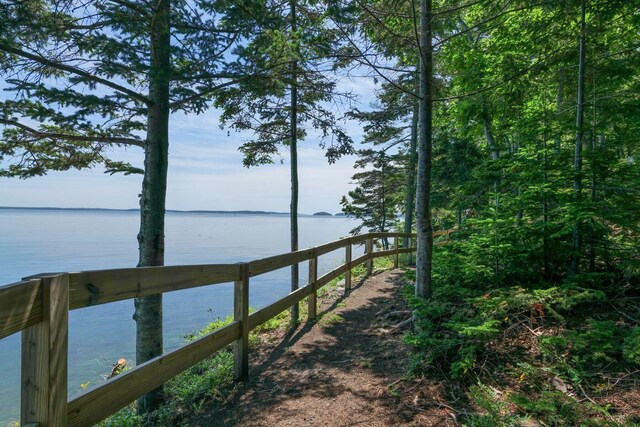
[195, 269, 455, 426]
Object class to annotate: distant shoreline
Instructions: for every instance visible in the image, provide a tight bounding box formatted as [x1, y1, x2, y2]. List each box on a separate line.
[0, 206, 346, 217]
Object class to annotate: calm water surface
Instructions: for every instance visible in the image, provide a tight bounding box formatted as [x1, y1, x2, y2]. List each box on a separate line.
[0, 208, 359, 425]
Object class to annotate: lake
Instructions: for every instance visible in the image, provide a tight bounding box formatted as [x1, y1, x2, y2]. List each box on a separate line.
[0, 208, 360, 425]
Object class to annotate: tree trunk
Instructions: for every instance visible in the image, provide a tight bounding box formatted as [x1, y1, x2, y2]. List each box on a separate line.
[542, 90, 550, 279]
[570, 0, 586, 275]
[135, 0, 171, 414]
[403, 100, 418, 253]
[482, 102, 499, 162]
[415, 0, 433, 299]
[380, 152, 388, 250]
[289, 0, 299, 323]
[555, 68, 565, 155]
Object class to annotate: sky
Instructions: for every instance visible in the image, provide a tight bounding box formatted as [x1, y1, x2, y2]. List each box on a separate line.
[0, 77, 378, 215]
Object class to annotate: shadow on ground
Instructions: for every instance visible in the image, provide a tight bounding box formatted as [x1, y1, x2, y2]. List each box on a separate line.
[193, 270, 454, 427]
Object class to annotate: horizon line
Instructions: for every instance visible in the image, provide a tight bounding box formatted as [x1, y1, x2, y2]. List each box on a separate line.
[0, 205, 347, 217]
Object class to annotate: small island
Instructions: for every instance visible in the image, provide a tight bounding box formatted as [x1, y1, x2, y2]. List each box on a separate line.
[312, 211, 333, 216]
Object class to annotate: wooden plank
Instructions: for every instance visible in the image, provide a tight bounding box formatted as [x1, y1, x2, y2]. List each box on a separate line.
[248, 285, 313, 330]
[249, 249, 314, 276]
[398, 247, 415, 254]
[345, 243, 352, 294]
[21, 274, 69, 427]
[396, 232, 416, 238]
[233, 264, 249, 380]
[68, 264, 240, 309]
[0, 279, 42, 340]
[308, 252, 318, 320]
[350, 253, 369, 270]
[350, 234, 369, 245]
[315, 263, 349, 288]
[315, 238, 349, 256]
[21, 312, 48, 426]
[433, 229, 455, 237]
[394, 234, 399, 268]
[67, 321, 240, 427]
[367, 232, 392, 239]
[372, 248, 397, 259]
[366, 238, 373, 276]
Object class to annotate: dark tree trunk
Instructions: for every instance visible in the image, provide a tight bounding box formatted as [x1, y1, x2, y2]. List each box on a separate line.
[555, 68, 566, 155]
[415, 0, 433, 299]
[571, 0, 586, 275]
[542, 91, 550, 279]
[289, 0, 299, 323]
[403, 101, 418, 254]
[135, 0, 171, 414]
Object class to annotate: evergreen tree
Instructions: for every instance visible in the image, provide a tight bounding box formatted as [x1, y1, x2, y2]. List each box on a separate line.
[0, 0, 248, 412]
[215, 0, 353, 322]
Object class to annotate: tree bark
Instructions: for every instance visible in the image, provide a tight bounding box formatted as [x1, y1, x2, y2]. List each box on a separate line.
[415, 0, 433, 299]
[555, 68, 566, 155]
[289, 0, 300, 323]
[542, 90, 550, 279]
[570, 0, 586, 275]
[482, 101, 499, 162]
[134, 0, 171, 413]
[403, 100, 418, 254]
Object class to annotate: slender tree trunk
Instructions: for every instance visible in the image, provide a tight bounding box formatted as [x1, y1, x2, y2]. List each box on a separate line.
[589, 76, 598, 272]
[135, 0, 170, 413]
[482, 103, 499, 162]
[380, 156, 390, 250]
[555, 68, 565, 155]
[289, 0, 299, 323]
[570, 0, 586, 275]
[415, 0, 433, 299]
[403, 101, 418, 253]
[542, 90, 550, 279]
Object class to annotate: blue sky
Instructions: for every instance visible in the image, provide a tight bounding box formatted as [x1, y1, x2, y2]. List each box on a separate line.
[0, 77, 377, 214]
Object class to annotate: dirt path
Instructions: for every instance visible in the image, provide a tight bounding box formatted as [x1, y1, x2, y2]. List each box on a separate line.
[195, 269, 454, 427]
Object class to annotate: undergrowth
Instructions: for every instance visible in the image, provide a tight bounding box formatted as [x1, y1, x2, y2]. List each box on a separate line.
[404, 245, 640, 426]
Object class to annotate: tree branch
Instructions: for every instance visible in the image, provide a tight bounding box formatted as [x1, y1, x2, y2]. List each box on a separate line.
[0, 43, 150, 105]
[0, 118, 145, 147]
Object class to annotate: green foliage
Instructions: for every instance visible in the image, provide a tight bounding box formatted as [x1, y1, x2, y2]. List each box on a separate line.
[622, 327, 640, 365]
[0, 0, 244, 177]
[465, 383, 518, 427]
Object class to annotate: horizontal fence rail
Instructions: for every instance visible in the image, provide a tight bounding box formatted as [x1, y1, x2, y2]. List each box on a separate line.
[0, 230, 454, 426]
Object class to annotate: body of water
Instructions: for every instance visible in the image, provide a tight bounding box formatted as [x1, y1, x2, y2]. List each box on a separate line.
[0, 208, 359, 425]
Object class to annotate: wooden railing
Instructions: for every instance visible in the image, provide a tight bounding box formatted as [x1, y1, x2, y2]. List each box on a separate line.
[0, 230, 452, 426]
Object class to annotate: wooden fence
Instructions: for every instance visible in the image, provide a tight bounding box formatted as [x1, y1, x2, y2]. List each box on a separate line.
[0, 230, 453, 426]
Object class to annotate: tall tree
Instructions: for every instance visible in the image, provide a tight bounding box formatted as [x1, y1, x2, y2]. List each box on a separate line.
[216, 0, 353, 322]
[0, 0, 244, 412]
[570, 0, 587, 275]
[414, 0, 434, 298]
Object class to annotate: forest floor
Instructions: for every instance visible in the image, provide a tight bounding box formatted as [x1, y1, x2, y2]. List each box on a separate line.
[193, 269, 456, 426]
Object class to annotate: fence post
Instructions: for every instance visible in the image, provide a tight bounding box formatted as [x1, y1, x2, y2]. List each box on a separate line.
[366, 237, 374, 276]
[21, 273, 69, 427]
[344, 240, 352, 295]
[408, 236, 413, 265]
[394, 233, 399, 268]
[234, 263, 249, 380]
[308, 249, 318, 321]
